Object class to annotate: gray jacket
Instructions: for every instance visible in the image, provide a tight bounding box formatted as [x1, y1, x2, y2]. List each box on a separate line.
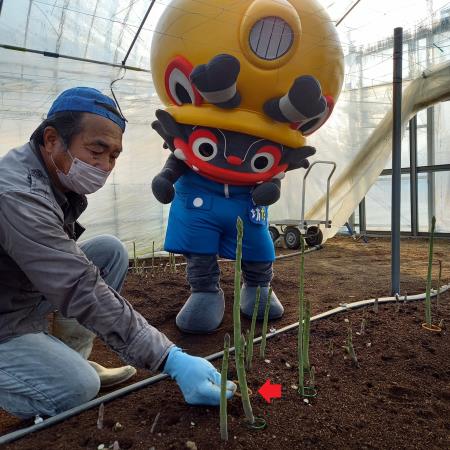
[0, 142, 173, 371]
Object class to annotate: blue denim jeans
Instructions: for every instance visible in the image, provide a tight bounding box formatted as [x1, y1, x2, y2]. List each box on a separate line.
[0, 234, 129, 419]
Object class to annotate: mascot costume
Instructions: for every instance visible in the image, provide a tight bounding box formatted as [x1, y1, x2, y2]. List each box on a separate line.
[150, 0, 344, 333]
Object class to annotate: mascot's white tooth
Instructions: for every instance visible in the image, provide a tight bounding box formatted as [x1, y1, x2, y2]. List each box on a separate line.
[192, 165, 199, 172]
[174, 148, 186, 160]
[274, 172, 286, 180]
[256, 181, 264, 184]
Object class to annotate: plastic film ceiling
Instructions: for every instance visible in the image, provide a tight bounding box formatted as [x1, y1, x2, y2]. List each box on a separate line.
[0, 0, 449, 256]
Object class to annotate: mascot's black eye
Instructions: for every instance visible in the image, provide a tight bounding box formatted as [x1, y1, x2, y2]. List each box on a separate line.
[175, 83, 193, 104]
[192, 136, 218, 161]
[199, 143, 214, 157]
[254, 155, 269, 169]
[250, 152, 275, 172]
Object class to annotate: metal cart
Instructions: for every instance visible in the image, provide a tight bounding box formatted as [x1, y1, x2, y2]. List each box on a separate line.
[269, 160, 337, 249]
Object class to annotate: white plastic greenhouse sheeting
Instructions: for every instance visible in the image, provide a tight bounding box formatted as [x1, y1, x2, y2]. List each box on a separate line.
[0, 48, 170, 255]
[272, 61, 450, 242]
[1, 1, 450, 256]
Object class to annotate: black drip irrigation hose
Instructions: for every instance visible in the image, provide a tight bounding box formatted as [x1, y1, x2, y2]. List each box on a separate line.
[128, 244, 324, 271]
[1, 283, 448, 445]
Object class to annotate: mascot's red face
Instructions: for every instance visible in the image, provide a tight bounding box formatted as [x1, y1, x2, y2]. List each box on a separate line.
[152, 110, 316, 186]
[172, 126, 289, 185]
[152, 53, 329, 186]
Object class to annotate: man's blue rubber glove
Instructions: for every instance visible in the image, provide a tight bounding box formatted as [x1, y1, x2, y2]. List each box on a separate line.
[163, 346, 236, 405]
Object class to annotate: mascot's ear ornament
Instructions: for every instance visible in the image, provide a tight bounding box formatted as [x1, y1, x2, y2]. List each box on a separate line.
[164, 56, 203, 106]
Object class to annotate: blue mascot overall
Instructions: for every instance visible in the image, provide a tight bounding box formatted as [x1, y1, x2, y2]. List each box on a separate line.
[149, 0, 344, 333]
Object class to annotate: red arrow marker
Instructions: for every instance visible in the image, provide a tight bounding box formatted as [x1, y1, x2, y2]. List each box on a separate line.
[258, 379, 282, 403]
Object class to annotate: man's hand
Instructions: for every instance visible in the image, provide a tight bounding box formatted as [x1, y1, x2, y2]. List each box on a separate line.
[163, 346, 236, 405]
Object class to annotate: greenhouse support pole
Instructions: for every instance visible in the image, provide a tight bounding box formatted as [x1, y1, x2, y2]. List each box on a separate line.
[358, 198, 366, 234]
[336, 0, 362, 26]
[0, 44, 150, 73]
[122, 0, 156, 66]
[409, 116, 418, 236]
[391, 27, 403, 296]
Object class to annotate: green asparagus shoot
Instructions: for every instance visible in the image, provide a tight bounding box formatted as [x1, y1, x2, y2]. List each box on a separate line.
[244, 329, 249, 359]
[133, 241, 137, 274]
[151, 241, 155, 277]
[343, 325, 359, 367]
[360, 318, 366, 335]
[246, 286, 261, 370]
[298, 234, 305, 395]
[328, 340, 334, 358]
[309, 366, 315, 389]
[395, 293, 400, 313]
[303, 294, 311, 371]
[259, 286, 273, 359]
[425, 216, 436, 326]
[436, 260, 442, 312]
[233, 217, 255, 424]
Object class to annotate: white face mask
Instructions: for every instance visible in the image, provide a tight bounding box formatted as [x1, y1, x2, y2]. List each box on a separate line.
[52, 150, 111, 195]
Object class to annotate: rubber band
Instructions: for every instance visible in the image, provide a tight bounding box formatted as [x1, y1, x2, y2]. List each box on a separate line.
[232, 380, 253, 397]
[421, 323, 442, 332]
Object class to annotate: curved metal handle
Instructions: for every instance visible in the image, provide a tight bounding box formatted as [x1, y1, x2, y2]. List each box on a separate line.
[301, 161, 337, 227]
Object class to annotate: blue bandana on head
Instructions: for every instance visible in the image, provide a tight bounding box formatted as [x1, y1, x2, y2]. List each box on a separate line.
[47, 87, 126, 131]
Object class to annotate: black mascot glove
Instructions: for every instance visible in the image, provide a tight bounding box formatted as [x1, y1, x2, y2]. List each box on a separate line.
[251, 180, 281, 206]
[151, 152, 188, 205]
[285, 75, 326, 120]
[263, 75, 327, 134]
[190, 54, 241, 109]
[151, 173, 175, 204]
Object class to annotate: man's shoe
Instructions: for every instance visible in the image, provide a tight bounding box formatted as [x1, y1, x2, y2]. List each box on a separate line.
[176, 290, 225, 333]
[240, 284, 284, 320]
[88, 361, 136, 388]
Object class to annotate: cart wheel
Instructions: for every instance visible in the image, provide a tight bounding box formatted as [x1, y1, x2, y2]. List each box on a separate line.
[305, 226, 323, 247]
[284, 227, 301, 249]
[269, 226, 280, 243]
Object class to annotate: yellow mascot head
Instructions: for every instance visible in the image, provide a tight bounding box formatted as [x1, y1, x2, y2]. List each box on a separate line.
[151, 0, 344, 149]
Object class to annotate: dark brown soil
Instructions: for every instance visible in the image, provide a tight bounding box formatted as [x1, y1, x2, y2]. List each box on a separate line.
[1, 236, 449, 449]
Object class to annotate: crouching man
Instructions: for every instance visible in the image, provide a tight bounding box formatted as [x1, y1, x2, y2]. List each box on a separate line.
[0, 87, 235, 419]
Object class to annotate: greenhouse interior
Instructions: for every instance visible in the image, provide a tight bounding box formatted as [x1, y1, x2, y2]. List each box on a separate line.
[1, 0, 449, 256]
[0, 0, 449, 448]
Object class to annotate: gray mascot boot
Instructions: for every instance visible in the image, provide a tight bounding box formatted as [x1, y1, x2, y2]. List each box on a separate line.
[240, 260, 284, 320]
[176, 290, 225, 333]
[240, 284, 284, 320]
[176, 254, 224, 333]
